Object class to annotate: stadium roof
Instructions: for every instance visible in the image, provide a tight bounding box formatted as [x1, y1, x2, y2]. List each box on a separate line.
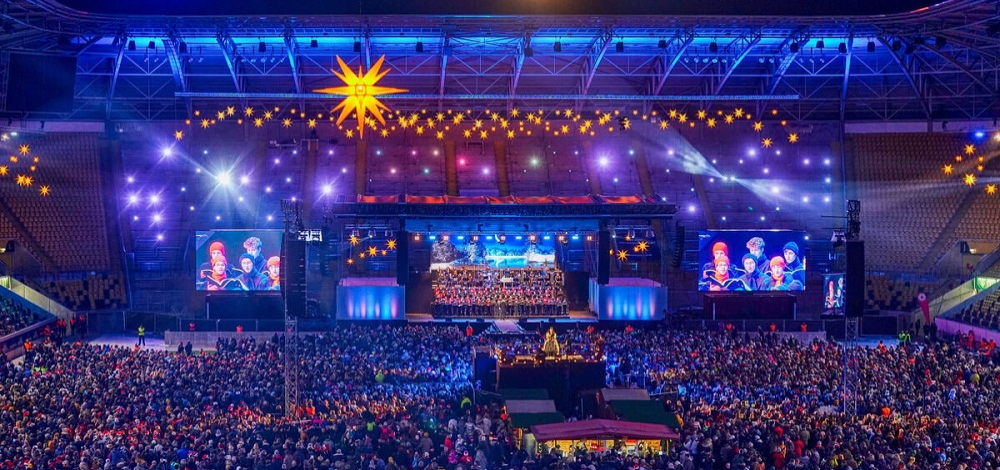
[0, 0, 997, 122]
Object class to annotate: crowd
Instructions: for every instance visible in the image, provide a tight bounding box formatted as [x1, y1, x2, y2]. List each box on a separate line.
[2, 324, 1000, 470]
[432, 268, 567, 318]
[0, 296, 44, 337]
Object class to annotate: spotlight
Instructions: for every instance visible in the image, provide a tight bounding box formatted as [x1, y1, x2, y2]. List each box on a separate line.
[161, 147, 174, 157]
[416, 41, 424, 52]
[128, 40, 136, 51]
[838, 42, 847, 54]
[709, 41, 718, 53]
[258, 41, 266, 53]
[128, 194, 139, 204]
[615, 41, 624, 52]
[553, 41, 561, 52]
[322, 185, 332, 195]
[150, 194, 160, 204]
[240, 175, 250, 185]
[867, 41, 875, 53]
[310, 39, 318, 48]
[216, 172, 232, 186]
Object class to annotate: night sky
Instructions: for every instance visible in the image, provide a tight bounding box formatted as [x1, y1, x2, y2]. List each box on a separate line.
[60, 0, 937, 17]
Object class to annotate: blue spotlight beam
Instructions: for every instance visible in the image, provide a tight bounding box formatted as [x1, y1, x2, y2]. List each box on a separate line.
[175, 92, 800, 101]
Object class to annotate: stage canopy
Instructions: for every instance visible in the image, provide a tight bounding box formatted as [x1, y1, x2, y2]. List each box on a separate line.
[529, 419, 680, 441]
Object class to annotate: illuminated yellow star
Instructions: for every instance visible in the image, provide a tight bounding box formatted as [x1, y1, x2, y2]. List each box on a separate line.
[658, 121, 668, 130]
[617, 250, 628, 261]
[560, 125, 569, 134]
[435, 112, 445, 122]
[788, 133, 799, 143]
[254, 118, 264, 128]
[216, 111, 226, 120]
[479, 130, 488, 139]
[453, 113, 465, 125]
[349, 235, 359, 246]
[964, 173, 977, 186]
[564, 109, 573, 118]
[367, 246, 377, 257]
[347, 258, 354, 265]
[194, 110, 201, 116]
[201, 119, 210, 129]
[314, 55, 407, 139]
[415, 126, 425, 135]
[263, 111, 273, 120]
[753, 121, 764, 132]
[226, 106, 236, 116]
[943, 164, 953, 174]
[380, 128, 389, 138]
[987, 184, 997, 195]
[436, 131, 445, 140]
[359, 253, 366, 259]
[345, 129, 355, 139]
[724, 115, 734, 125]
[697, 110, 707, 120]
[965, 144, 976, 155]
[174, 130, 184, 140]
[459, 129, 470, 139]
[762, 138, 773, 148]
[707, 118, 717, 128]
[507, 130, 515, 139]
[977, 164, 984, 172]
[282, 118, 292, 128]
[9, 155, 18, 164]
[635, 241, 649, 253]
[677, 114, 688, 124]
[304, 119, 315, 129]
[622, 118, 632, 130]
[29, 165, 35, 172]
[39, 185, 50, 196]
[244, 107, 254, 117]
[15, 174, 25, 186]
[22, 175, 31, 187]
[18, 145, 29, 155]
[0, 165, 6, 176]
[955, 155, 963, 162]
[734, 108, 744, 118]
[668, 109, 678, 119]
[381, 249, 388, 256]
[386, 239, 397, 250]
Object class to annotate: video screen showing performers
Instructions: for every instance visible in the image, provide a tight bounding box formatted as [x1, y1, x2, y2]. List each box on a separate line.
[823, 273, 846, 314]
[195, 230, 283, 291]
[697, 230, 808, 292]
[429, 234, 556, 270]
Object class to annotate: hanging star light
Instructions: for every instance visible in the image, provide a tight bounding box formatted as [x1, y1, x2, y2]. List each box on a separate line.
[22, 175, 31, 187]
[955, 155, 963, 162]
[658, 121, 668, 130]
[788, 133, 799, 143]
[617, 250, 629, 261]
[345, 129, 355, 139]
[977, 164, 985, 172]
[263, 110, 273, 120]
[18, 145, 29, 155]
[943, 164, 953, 174]
[244, 107, 254, 117]
[282, 118, 292, 128]
[349, 235, 359, 246]
[762, 138, 773, 148]
[724, 115, 734, 125]
[347, 258, 354, 265]
[507, 130, 515, 139]
[697, 110, 707, 120]
[174, 130, 184, 140]
[987, 184, 997, 195]
[677, 114, 688, 124]
[964, 173, 977, 186]
[359, 253, 366, 259]
[635, 241, 649, 253]
[367, 246, 378, 257]
[734, 108, 744, 118]
[965, 144, 976, 155]
[225, 106, 236, 116]
[0, 165, 7, 176]
[254, 118, 264, 128]
[216, 111, 226, 120]
[386, 239, 397, 250]
[314, 56, 407, 139]
[15, 174, 26, 186]
[753, 122, 764, 132]
[39, 185, 50, 196]
[436, 131, 445, 140]
[707, 118, 717, 128]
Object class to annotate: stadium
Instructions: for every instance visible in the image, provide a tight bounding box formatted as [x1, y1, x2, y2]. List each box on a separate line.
[1, 0, 999, 468]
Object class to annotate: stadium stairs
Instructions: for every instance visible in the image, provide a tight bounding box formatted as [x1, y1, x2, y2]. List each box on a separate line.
[920, 255, 1000, 329]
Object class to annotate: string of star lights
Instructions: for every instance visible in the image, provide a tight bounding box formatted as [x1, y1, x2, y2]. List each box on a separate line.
[169, 58, 803, 147]
[941, 138, 1000, 195]
[0, 139, 50, 196]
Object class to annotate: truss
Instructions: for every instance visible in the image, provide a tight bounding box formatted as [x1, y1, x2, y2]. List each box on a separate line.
[0, 0, 998, 122]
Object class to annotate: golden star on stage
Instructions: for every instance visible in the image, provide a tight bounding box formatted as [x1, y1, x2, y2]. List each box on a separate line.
[39, 185, 50, 196]
[201, 119, 210, 129]
[174, 130, 184, 140]
[677, 114, 688, 124]
[386, 239, 397, 250]
[617, 250, 629, 261]
[18, 145, 29, 155]
[762, 138, 773, 148]
[263, 111, 273, 120]
[964, 173, 977, 186]
[216, 111, 226, 120]
[734, 108, 744, 118]
[507, 130, 516, 139]
[634, 241, 649, 253]
[282, 118, 292, 128]
[436, 131, 445, 140]
[707, 118, 717, 128]
[225, 106, 236, 116]
[659, 121, 668, 130]
[254, 118, 264, 128]
[788, 133, 799, 143]
[724, 115, 734, 125]
[368, 246, 378, 256]
[987, 184, 997, 195]
[347, 258, 354, 265]
[0, 165, 6, 176]
[308, 119, 317, 129]
[943, 164, 953, 174]
[349, 235, 359, 246]
[753, 122, 764, 132]
[345, 129, 355, 139]
[359, 253, 366, 259]
[668, 109, 678, 119]
[314, 56, 407, 139]
[965, 144, 976, 155]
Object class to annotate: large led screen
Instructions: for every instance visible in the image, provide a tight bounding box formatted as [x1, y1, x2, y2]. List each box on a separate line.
[698, 230, 807, 292]
[195, 230, 283, 291]
[429, 234, 555, 270]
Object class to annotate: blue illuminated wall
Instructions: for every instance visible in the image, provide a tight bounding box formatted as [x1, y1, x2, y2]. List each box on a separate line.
[588, 279, 666, 321]
[336, 283, 405, 320]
